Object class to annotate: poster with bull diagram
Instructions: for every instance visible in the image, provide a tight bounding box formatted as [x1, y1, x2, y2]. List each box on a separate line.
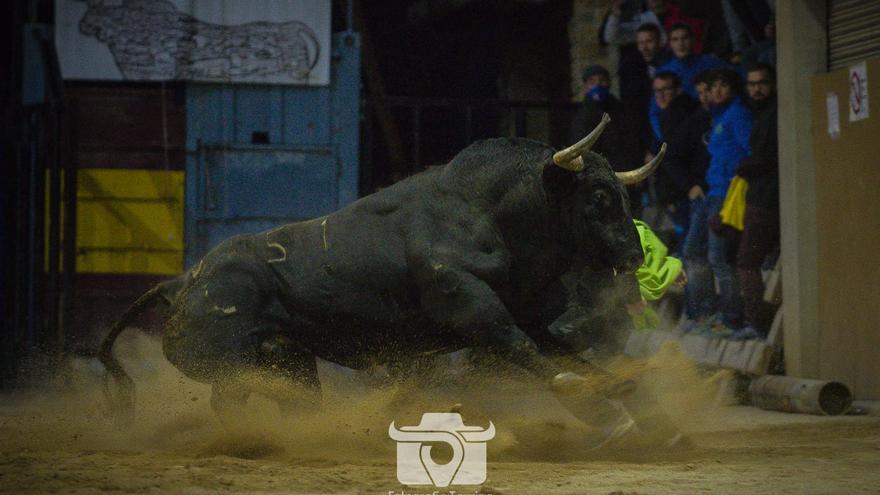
[55, 0, 330, 85]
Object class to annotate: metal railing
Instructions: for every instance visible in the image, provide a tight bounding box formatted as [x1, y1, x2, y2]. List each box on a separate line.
[7, 25, 78, 386]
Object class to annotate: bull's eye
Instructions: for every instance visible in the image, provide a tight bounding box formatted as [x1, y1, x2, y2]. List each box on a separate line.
[591, 189, 611, 208]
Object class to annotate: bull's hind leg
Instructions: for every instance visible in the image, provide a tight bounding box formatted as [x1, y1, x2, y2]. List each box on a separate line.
[210, 380, 251, 427]
[252, 332, 322, 418]
[163, 244, 322, 423]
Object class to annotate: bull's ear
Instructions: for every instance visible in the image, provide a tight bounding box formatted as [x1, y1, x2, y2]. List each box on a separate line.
[542, 160, 578, 199]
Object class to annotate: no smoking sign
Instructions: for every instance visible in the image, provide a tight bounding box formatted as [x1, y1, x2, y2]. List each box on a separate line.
[849, 61, 870, 122]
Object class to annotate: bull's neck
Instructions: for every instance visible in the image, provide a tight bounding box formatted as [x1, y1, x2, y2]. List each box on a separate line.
[490, 178, 573, 264]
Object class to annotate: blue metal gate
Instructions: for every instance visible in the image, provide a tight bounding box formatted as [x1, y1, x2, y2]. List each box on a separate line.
[184, 32, 360, 267]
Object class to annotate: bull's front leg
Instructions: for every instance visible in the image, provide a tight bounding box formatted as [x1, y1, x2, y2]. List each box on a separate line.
[419, 266, 637, 446]
[418, 264, 561, 381]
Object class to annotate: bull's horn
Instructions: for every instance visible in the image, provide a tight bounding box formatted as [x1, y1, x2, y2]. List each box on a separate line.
[616, 142, 666, 185]
[552, 113, 611, 172]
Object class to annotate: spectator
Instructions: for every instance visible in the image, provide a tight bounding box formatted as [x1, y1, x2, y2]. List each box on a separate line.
[658, 23, 726, 98]
[569, 64, 640, 215]
[601, 1, 706, 53]
[649, 71, 698, 151]
[652, 0, 707, 54]
[619, 22, 669, 108]
[601, 0, 666, 47]
[626, 219, 688, 331]
[569, 65, 626, 166]
[681, 69, 751, 334]
[722, 0, 773, 54]
[678, 0, 733, 57]
[729, 63, 778, 341]
[619, 23, 672, 172]
[648, 71, 699, 244]
[741, 16, 776, 68]
[661, 69, 714, 256]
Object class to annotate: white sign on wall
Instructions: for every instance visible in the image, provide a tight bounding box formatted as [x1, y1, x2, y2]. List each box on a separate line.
[849, 61, 869, 122]
[826, 92, 840, 139]
[55, 0, 331, 86]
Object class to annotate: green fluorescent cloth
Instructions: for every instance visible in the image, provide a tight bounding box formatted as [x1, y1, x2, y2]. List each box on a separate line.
[628, 220, 683, 332]
[634, 219, 683, 302]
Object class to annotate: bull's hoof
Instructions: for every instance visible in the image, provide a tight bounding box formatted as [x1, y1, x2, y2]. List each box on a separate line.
[550, 371, 589, 395]
[604, 378, 637, 398]
[589, 413, 639, 451]
[631, 413, 693, 451]
[551, 371, 636, 400]
[663, 431, 694, 450]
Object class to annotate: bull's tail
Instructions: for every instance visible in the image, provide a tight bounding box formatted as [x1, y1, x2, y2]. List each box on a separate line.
[98, 285, 164, 426]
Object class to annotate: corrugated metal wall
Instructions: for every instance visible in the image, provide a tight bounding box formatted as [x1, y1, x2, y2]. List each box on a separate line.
[828, 0, 880, 70]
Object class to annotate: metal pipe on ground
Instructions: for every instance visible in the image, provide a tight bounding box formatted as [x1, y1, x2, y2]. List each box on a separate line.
[748, 375, 853, 416]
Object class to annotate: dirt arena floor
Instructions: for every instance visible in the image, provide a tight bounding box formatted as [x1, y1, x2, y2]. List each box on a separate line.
[1, 334, 879, 495]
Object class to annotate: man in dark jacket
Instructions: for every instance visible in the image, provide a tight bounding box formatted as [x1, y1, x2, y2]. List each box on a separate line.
[649, 71, 698, 220]
[570, 65, 624, 161]
[730, 63, 779, 340]
[569, 65, 638, 213]
[651, 71, 699, 152]
[656, 69, 714, 256]
[619, 23, 672, 163]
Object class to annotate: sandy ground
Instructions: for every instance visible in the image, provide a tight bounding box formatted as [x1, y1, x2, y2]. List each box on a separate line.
[1, 334, 879, 495]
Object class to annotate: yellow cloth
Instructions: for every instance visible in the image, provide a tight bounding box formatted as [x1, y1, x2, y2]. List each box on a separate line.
[719, 175, 749, 231]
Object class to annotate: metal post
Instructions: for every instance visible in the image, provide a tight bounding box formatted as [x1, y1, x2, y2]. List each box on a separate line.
[25, 111, 45, 354]
[412, 104, 422, 172]
[61, 106, 78, 354]
[464, 105, 473, 144]
[514, 107, 527, 137]
[361, 99, 374, 191]
[46, 103, 61, 353]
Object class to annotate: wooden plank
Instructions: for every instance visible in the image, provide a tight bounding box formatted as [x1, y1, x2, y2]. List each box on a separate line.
[763, 258, 783, 304]
[702, 338, 728, 366]
[766, 307, 785, 349]
[746, 342, 774, 375]
[680, 333, 712, 361]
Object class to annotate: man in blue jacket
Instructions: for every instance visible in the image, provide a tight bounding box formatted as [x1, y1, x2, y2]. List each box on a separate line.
[658, 23, 725, 98]
[681, 69, 751, 335]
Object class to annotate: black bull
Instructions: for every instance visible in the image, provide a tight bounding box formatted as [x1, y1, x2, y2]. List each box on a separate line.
[101, 130, 666, 432]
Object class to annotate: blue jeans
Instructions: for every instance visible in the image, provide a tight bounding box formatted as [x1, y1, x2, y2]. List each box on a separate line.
[682, 196, 743, 328]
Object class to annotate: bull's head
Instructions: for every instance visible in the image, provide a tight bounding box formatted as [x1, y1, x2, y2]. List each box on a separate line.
[543, 113, 665, 273]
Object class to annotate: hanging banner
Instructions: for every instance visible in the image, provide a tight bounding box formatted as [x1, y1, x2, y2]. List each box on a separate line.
[55, 0, 331, 85]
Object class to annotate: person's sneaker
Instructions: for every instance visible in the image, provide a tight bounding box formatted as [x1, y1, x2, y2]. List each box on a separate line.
[728, 326, 760, 341]
[695, 313, 720, 334]
[699, 314, 735, 338]
[678, 318, 701, 334]
[705, 323, 735, 338]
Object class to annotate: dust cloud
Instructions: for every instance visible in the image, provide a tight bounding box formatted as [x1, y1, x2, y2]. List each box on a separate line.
[4, 331, 880, 494]
[1, 329, 729, 464]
